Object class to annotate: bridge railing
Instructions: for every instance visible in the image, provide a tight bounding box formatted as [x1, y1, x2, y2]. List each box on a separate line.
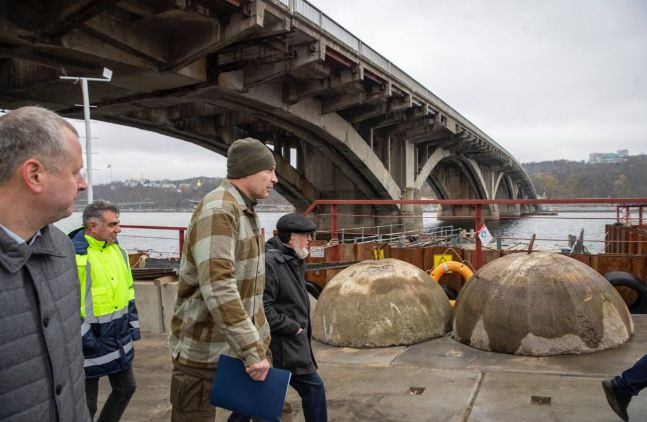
[270, 0, 519, 170]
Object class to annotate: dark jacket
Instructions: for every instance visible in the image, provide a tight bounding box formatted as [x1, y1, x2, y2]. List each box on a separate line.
[0, 225, 90, 421]
[263, 237, 317, 375]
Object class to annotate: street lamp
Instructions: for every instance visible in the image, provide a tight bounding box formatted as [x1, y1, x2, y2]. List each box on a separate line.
[60, 67, 113, 204]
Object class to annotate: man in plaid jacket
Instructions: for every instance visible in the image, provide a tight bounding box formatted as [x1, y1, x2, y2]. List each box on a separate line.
[169, 138, 278, 421]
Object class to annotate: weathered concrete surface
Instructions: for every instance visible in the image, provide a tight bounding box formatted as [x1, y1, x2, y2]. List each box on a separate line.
[160, 282, 178, 333]
[96, 315, 647, 421]
[395, 315, 647, 376]
[453, 253, 634, 355]
[469, 372, 644, 422]
[133, 282, 165, 334]
[313, 259, 451, 347]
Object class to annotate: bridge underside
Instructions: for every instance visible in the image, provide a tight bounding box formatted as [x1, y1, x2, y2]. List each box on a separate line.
[0, 0, 537, 231]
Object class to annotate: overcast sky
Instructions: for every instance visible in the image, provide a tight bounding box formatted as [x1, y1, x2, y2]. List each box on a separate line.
[63, 0, 647, 184]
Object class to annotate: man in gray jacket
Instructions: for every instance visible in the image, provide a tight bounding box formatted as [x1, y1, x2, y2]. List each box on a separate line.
[263, 213, 327, 422]
[0, 106, 90, 421]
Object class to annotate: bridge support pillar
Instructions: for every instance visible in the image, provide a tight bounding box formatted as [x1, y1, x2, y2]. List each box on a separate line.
[400, 187, 423, 233]
[437, 204, 500, 220]
[499, 204, 521, 218]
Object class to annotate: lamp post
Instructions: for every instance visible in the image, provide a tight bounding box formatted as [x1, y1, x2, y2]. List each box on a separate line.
[60, 67, 113, 204]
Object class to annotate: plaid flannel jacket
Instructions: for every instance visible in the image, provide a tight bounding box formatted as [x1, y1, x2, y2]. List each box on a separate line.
[169, 179, 270, 368]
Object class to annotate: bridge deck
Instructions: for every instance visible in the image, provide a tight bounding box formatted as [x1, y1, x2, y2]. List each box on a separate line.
[98, 316, 647, 421]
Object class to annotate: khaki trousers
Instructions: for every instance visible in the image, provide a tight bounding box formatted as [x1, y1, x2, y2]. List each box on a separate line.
[170, 360, 217, 422]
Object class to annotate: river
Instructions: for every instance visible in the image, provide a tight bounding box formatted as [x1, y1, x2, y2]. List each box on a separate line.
[54, 211, 619, 257]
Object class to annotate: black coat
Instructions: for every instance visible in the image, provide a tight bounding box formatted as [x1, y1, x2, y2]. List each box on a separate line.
[263, 237, 317, 375]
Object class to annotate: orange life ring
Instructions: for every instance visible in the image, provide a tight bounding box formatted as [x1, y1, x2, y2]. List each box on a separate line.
[430, 261, 474, 283]
[430, 261, 473, 307]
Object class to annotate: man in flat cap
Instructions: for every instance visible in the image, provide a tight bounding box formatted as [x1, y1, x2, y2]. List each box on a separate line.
[263, 213, 328, 422]
[169, 138, 277, 421]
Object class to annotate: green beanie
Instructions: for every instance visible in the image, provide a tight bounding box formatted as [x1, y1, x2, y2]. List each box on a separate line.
[227, 138, 276, 179]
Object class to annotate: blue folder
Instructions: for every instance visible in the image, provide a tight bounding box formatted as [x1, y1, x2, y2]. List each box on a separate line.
[210, 354, 291, 422]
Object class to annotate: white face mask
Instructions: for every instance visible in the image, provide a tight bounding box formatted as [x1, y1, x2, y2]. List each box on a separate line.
[294, 247, 309, 260]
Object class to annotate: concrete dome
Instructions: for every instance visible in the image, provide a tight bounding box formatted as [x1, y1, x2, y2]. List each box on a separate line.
[313, 258, 451, 348]
[453, 252, 634, 355]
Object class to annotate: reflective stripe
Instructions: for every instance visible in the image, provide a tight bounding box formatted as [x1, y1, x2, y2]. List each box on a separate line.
[129, 320, 140, 328]
[83, 340, 134, 368]
[83, 259, 129, 324]
[83, 261, 94, 322]
[88, 307, 128, 323]
[81, 320, 91, 336]
[117, 246, 129, 269]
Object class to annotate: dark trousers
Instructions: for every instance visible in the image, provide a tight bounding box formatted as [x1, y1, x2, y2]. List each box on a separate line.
[227, 372, 327, 422]
[85, 366, 136, 422]
[614, 353, 647, 396]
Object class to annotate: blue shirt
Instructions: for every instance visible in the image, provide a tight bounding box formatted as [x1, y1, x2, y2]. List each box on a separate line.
[0, 224, 41, 246]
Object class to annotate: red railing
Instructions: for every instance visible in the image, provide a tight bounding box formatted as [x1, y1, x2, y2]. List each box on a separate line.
[617, 204, 645, 228]
[116, 199, 647, 264]
[303, 197, 647, 269]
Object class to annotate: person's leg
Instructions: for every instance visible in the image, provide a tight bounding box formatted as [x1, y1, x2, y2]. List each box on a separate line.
[615, 353, 647, 396]
[85, 376, 100, 421]
[170, 361, 216, 422]
[96, 366, 137, 422]
[227, 412, 251, 422]
[289, 372, 327, 422]
[602, 353, 647, 422]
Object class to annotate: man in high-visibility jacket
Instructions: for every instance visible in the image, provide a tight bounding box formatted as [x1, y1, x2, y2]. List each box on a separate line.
[69, 200, 140, 422]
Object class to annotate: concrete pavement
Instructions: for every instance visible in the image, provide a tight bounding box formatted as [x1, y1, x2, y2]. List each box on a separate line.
[96, 316, 647, 421]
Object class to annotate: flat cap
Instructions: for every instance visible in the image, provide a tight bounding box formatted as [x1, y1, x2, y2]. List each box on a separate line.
[276, 213, 316, 233]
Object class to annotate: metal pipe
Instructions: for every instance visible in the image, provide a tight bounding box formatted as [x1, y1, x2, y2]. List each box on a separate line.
[330, 204, 339, 262]
[475, 204, 483, 270]
[81, 79, 93, 204]
[179, 228, 185, 259]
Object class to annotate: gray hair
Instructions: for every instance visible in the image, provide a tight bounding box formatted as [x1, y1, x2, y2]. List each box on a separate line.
[83, 201, 120, 228]
[0, 106, 79, 184]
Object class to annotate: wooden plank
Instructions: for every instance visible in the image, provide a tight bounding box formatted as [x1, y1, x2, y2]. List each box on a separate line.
[154, 275, 177, 286]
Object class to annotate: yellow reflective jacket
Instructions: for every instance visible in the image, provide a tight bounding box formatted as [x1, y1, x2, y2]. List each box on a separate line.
[69, 228, 140, 378]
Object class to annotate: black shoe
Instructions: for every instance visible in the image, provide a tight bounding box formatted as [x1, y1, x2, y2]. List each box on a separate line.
[602, 379, 631, 421]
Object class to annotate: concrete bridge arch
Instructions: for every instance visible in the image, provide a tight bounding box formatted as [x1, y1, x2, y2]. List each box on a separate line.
[0, 0, 538, 231]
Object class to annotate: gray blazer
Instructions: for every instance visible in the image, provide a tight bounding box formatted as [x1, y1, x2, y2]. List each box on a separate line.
[0, 224, 90, 421]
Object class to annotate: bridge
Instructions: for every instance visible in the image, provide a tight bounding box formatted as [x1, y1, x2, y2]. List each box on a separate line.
[0, 0, 537, 229]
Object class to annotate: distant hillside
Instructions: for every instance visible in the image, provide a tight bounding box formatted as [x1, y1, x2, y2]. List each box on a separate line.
[523, 155, 647, 198]
[76, 177, 292, 211]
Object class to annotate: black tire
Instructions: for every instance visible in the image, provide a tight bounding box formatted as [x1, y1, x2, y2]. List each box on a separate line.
[604, 271, 647, 314]
[305, 281, 323, 299]
[440, 284, 458, 300]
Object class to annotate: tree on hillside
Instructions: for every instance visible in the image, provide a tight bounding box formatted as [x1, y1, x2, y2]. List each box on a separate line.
[523, 155, 647, 198]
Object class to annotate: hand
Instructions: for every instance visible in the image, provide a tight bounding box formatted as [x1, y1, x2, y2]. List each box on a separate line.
[296, 327, 304, 335]
[245, 358, 270, 381]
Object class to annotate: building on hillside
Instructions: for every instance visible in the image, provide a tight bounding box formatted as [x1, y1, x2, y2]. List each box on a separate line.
[588, 150, 629, 163]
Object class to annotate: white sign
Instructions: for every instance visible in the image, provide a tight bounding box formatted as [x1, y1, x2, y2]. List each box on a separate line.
[477, 224, 493, 245]
[309, 247, 325, 258]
